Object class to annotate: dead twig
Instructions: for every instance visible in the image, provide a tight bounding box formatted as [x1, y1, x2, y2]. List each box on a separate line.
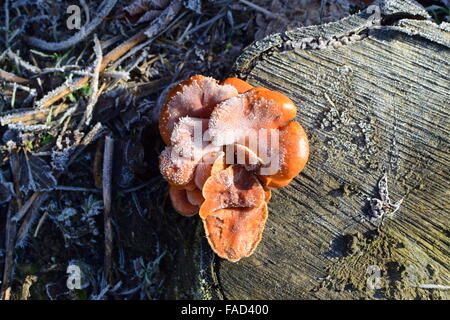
[36, 0, 183, 109]
[0, 68, 29, 84]
[103, 136, 114, 286]
[12, 192, 41, 222]
[1, 150, 22, 300]
[78, 35, 103, 128]
[25, 0, 118, 52]
[4, 0, 10, 45]
[6, 49, 42, 74]
[36, 31, 147, 109]
[1, 203, 17, 300]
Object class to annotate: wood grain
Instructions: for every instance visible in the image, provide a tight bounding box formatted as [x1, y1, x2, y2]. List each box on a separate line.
[207, 4, 449, 300]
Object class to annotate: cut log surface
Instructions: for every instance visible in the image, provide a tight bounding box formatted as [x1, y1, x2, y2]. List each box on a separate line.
[203, 1, 450, 300]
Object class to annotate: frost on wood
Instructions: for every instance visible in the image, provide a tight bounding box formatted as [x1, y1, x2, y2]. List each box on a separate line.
[376, 0, 431, 19]
[368, 174, 403, 220]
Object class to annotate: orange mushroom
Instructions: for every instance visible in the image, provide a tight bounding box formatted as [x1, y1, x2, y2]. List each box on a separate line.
[199, 165, 266, 219]
[169, 186, 199, 217]
[186, 188, 204, 206]
[159, 147, 198, 188]
[170, 117, 210, 158]
[264, 187, 272, 202]
[208, 88, 297, 146]
[194, 151, 226, 190]
[258, 121, 309, 188]
[220, 77, 253, 94]
[203, 202, 268, 262]
[159, 75, 238, 145]
[158, 75, 309, 262]
[200, 165, 268, 262]
[208, 87, 308, 188]
[159, 116, 219, 189]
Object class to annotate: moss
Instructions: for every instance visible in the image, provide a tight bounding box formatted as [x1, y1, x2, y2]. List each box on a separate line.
[321, 225, 449, 300]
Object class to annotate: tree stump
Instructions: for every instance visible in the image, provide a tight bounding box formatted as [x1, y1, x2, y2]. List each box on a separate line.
[196, 0, 450, 300]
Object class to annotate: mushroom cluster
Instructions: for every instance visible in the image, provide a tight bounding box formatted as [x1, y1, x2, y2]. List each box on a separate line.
[158, 75, 309, 262]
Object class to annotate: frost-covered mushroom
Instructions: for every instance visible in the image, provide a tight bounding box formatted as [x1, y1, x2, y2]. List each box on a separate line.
[159, 146, 198, 188]
[259, 121, 309, 188]
[208, 88, 297, 146]
[220, 77, 253, 94]
[194, 151, 227, 190]
[159, 75, 238, 145]
[159, 117, 218, 189]
[158, 75, 310, 262]
[199, 165, 266, 219]
[203, 202, 268, 262]
[199, 165, 268, 262]
[169, 186, 199, 217]
[208, 87, 308, 188]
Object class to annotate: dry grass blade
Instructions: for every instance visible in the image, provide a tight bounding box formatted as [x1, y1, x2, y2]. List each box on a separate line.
[6, 50, 42, 74]
[0, 104, 68, 127]
[103, 136, 114, 286]
[15, 193, 48, 248]
[0, 68, 28, 84]
[79, 35, 103, 128]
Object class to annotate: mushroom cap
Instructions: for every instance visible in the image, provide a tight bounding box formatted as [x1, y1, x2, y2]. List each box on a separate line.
[220, 77, 253, 94]
[259, 121, 309, 188]
[199, 165, 266, 219]
[169, 186, 199, 216]
[186, 188, 205, 206]
[170, 117, 210, 158]
[159, 146, 198, 188]
[203, 201, 268, 262]
[208, 87, 297, 146]
[159, 116, 220, 188]
[159, 75, 238, 145]
[194, 151, 226, 190]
